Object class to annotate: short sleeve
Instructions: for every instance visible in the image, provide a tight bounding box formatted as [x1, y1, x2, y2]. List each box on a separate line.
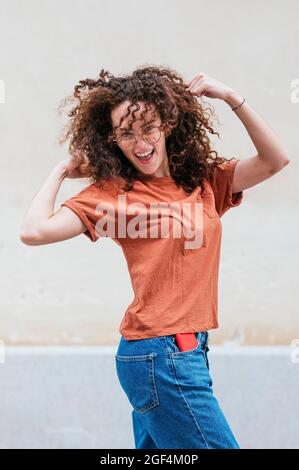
[208, 158, 243, 217]
[60, 184, 100, 242]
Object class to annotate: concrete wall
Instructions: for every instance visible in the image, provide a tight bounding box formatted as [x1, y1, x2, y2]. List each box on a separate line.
[0, 0, 298, 347]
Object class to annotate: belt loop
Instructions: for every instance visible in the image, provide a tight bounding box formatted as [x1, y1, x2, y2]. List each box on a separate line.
[204, 331, 209, 349]
[200, 330, 208, 349]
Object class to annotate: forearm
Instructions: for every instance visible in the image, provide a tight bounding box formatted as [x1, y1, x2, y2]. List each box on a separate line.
[20, 163, 67, 236]
[224, 91, 290, 169]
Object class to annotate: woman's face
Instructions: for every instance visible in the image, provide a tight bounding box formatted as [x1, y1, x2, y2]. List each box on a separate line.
[111, 100, 170, 178]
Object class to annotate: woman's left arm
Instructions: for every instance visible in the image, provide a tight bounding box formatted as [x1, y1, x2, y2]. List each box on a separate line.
[224, 90, 290, 193]
[186, 73, 291, 193]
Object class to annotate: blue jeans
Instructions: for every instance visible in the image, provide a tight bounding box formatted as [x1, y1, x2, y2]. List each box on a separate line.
[115, 331, 240, 449]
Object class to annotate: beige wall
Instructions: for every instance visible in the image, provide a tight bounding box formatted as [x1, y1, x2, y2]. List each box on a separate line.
[1, 0, 298, 345]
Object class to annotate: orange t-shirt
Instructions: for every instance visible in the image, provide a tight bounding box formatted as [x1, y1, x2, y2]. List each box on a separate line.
[61, 158, 243, 340]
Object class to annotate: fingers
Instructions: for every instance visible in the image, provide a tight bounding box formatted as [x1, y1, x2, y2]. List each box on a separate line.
[79, 155, 92, 175]
[69, 151, 91, 176]
[71, 151, 88, 166]
[80, 155, 90, 168]
[186, 72, 206, 91]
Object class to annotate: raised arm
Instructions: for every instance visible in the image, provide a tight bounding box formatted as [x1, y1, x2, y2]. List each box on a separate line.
[224, 91, 290, 193]
[19, 156, 91, 245]
[186, 72, 290, 193]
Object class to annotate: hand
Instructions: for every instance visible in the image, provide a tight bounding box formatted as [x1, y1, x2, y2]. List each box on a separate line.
[57, 152, 92, 179]
[186, 72, 235, 102]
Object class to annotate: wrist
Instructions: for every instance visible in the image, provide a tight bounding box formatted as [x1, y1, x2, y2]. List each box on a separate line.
[224, 90, 244, 109]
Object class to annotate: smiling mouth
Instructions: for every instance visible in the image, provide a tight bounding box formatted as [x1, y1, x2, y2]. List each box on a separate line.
[134, 149, 155, 163]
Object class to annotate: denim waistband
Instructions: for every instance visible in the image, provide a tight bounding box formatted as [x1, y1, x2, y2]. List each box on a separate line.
[116, 331, 209, 357]
[167, 331, 209, 350]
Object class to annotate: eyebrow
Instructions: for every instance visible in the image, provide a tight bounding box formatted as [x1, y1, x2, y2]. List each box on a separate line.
[114, 118, 158, 132]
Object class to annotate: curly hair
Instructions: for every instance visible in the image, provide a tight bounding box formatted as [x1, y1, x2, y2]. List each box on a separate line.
[57, 64, 232, 196]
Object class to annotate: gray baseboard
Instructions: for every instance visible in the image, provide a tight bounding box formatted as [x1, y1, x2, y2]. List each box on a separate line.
[0, 346, 297, 449]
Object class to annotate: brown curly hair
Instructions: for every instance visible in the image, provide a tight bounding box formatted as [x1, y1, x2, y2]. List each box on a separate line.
[57, 64, 232, 196]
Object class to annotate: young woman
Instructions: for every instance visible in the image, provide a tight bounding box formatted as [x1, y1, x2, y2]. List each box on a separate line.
[20, 66, 290, 449]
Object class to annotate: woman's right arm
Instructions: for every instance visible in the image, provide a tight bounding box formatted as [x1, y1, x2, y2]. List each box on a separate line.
[19, 156, 91, 245]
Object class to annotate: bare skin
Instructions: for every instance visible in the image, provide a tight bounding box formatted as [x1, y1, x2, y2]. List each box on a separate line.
[110, 100, 171, 178]
[19, 153, 92, 245]
[186, 72, 290, 191]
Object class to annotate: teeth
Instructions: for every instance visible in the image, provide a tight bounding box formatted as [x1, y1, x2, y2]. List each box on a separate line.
[135, 150, 153, 158]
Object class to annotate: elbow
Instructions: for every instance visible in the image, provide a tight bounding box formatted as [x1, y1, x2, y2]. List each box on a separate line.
[19, 230, 41, 246]
[269, 157, 290, 175]
[281, 157, 291, 167]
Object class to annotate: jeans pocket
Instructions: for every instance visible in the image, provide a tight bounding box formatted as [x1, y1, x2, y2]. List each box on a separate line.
[171, 333, 202, 356]
[115, 353, 160, 414]
[171, 332, 212, 387]
[171, 349, 213, 388]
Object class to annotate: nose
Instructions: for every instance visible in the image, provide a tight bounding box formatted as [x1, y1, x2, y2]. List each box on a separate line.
[133, 135, 153, 153]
